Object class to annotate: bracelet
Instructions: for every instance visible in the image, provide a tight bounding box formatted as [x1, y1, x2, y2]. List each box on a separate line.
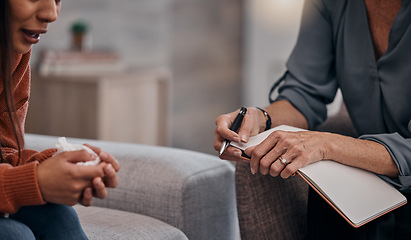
[256, 107, 272, 131]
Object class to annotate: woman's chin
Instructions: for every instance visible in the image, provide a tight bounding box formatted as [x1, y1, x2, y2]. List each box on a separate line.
[14, 43, 33, 54]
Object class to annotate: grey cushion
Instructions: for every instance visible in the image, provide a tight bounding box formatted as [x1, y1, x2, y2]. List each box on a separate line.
[74, 205, 188, 240]
[25, 134, 239, 240]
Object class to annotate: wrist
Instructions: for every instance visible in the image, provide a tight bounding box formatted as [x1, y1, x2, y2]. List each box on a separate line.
[321, 132, 349, 161]
[256, 107, 272, 132]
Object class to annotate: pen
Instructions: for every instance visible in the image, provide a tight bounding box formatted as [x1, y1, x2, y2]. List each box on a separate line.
[219, 107, 247, 156]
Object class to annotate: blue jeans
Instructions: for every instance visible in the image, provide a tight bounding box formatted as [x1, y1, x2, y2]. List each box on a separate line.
[0, 203, 88, 240]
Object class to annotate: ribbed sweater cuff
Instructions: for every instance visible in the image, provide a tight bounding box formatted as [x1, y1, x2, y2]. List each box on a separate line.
[3, 162, 46, 213]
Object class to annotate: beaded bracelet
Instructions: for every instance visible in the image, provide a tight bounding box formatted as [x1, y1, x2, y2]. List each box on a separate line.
[256, 107, 272, 131]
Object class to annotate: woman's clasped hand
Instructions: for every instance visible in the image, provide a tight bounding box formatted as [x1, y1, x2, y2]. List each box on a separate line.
[37, 145, 120, 207]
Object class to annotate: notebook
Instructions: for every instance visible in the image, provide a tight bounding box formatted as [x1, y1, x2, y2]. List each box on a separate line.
[230, 125, 407, 227]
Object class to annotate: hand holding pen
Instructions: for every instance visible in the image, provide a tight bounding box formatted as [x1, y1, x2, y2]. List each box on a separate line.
[219, 107, 247, 155]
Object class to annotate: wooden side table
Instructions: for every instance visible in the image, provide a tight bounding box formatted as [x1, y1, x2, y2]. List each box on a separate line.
[26, 69, 171, 146]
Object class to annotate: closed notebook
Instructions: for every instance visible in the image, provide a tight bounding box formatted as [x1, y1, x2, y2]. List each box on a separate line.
[230, 125, 407, 228]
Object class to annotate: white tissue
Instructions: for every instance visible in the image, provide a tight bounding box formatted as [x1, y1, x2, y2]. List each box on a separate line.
[56, 137, 101, 166]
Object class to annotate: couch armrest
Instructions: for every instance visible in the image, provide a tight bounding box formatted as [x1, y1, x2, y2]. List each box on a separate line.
[235, 162, 308, 240]
[24, 134, 238, 240]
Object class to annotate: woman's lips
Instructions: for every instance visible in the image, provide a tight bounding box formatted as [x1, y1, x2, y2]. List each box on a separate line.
[21, 29, 46, 44]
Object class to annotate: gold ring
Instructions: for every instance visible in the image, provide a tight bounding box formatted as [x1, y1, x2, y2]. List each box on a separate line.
[278, 156, 288, 165]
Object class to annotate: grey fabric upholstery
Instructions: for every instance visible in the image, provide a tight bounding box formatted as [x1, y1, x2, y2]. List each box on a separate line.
[236, 163, 309, 240]
[25, 134, 239, 240]
[74, 205, 188, 240]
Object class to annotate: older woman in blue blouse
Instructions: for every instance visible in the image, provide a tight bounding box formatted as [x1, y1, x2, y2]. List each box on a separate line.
[214, 0, 411, 239]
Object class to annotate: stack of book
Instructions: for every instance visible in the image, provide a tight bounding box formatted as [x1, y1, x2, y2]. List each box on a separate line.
[37, 50, 125, 76]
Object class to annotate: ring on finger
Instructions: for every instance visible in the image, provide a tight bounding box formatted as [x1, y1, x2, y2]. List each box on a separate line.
[278, 155, 288, 165]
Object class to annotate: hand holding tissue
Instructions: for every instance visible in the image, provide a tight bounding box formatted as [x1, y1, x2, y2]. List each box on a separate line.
[55, 137, 101, 166]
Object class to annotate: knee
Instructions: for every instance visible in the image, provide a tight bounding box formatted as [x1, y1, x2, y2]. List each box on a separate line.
[46, 204, 87, 238]
[46, 204, 82, 227]
[0, 218, 35, 240]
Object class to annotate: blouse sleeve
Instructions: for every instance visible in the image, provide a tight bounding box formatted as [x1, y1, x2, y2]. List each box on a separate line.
[271, 0, 338, 129]
[360, 133, 411, 193]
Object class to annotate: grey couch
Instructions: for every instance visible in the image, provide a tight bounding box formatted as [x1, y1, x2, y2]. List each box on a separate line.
[25, 134, 240, 240]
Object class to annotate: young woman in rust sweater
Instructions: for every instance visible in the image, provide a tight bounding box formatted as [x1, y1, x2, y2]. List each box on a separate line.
[0, 0, 120, 239]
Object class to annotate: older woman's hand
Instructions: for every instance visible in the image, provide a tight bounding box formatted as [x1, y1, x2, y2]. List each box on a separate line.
[246, 130, 330, 178]
[214, 107, 267, 162]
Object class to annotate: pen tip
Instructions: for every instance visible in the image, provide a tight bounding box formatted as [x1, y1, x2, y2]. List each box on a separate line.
[219, 142, 227, 156]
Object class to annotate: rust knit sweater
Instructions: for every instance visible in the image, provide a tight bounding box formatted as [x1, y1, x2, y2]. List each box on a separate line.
[0, 50, 56, 214]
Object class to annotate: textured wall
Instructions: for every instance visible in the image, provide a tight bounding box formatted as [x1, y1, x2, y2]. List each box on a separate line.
[32, 0, 171, 67]
[170, 0, 243, 153]
[30, 0, 243, 155]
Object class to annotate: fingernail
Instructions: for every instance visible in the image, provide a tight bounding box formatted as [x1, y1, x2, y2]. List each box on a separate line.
[107, 164, 115, 173]
[233, 151, 241, 157]
[233, 137, 240, 142]
[251, 167, 256, 175]
[85, 188, 92, 195]
[99, 152, 107, 158]
[241, 135, 248, 143]
[97, 178, 104, 187]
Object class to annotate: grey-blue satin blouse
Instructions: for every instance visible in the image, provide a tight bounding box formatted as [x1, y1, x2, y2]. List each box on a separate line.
[271, 0, 411, 192]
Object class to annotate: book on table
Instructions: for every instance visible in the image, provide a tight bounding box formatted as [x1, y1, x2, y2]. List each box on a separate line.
[230, 125, 407, 228]
[37, 49, 125, 76]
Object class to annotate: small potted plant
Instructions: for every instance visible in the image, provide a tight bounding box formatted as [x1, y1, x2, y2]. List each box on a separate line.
[71, 20, 88, 51]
